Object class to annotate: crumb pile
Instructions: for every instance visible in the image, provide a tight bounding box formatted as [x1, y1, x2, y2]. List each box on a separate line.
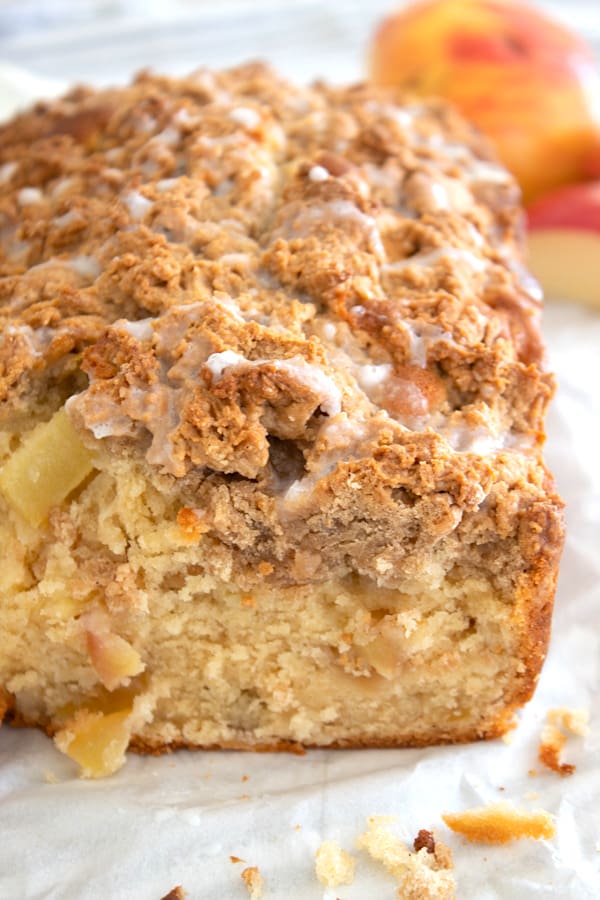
[356, 817, 455, 899]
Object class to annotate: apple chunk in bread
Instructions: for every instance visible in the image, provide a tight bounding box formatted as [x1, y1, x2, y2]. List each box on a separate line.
[527, 182, 600, 307]
[0, 406, 94, 526]
[54, 707, 134, 779]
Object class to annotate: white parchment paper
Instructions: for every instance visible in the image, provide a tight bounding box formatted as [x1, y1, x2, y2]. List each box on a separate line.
[0, 28, 599, 897]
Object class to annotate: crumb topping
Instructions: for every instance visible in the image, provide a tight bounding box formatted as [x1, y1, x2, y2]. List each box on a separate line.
[0, 63, 563, 595]
[1, 63, 549, 454]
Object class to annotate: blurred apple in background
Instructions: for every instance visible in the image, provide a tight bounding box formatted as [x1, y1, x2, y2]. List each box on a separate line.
[370, 0, 600, 204]
[527, 182, 600, 308]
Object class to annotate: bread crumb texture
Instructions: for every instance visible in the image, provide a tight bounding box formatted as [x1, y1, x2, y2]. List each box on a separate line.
[315, 839, 356, 887]
[0, 63, 563, 774]
[356, 816, 455, 899]
[442, 802, 555, 843]
[241, 866, 264, 899]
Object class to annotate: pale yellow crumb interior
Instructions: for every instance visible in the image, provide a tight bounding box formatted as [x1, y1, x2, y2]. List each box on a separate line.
[0, 416, 521, 775]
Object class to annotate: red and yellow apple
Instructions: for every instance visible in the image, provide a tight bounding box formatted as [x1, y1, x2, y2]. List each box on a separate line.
[370, 0, 600, 203]
[526, 182, 600, 307]
[583, 140, 600, 180]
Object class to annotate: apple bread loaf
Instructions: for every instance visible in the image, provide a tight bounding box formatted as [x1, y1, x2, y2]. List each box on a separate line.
[0, 64, 563, 776]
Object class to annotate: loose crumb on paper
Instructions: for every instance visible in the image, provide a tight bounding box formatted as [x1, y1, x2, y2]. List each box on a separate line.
[442, 803, 555, 844]
[356, 816, 455, 899]
[548, 707, 590, 737]
[159, 888, 186, 900]
[413, 829, 436, 854]
[539, 724, 574, 776]
[230, 855, 246, 864]
[315, 840, 356, 887]
[539, 707, 589, 776]
[241, 866, 264, 899]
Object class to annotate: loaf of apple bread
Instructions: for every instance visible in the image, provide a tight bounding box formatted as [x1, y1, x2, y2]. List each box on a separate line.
[0, 64, 563, 776]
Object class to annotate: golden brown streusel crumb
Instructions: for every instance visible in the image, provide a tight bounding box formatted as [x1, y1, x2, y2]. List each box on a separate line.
[442, 803, 555, 843]
[241, 865, 264, 899]
[315, 839, 356, 887]
[356, 817, 455, 899]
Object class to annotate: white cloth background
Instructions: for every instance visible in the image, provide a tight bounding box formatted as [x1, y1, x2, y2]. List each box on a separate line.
[0, 3, 599, 897]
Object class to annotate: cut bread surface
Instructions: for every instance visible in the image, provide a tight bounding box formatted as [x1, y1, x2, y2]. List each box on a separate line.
[0, 64, 563, 775]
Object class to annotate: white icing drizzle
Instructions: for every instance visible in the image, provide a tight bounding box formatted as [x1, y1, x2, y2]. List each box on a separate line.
[213, 294, 246, 322]
[467, 222, 485, 248]
[356, 363, 393, 391]
[466, 159, 512, 185]
[173, 108, 194, 126]
[205, 349, 246, 379]
[219, 253, 250, 267]
[3, 323, 53, 357]
[205, 351, 342, 416]
[229, 107, 261, 130]
[282, 413, 377, 505]
[500, 249, 544, 303]
[123, 191, 153, 221]
[277, 199, 385, 261]
[53, 210, 82, 228]
[384, 247, 487, 276]
[136, 114, 157, 134]
[156, 178, 180, 193]
[17, 186, 43, 205]
[115, 318, 155, 342]
[403, 322, 451, 368]
[152, 126, 180, 146]
[425, 181, 452, 211]
[0, 161, 17, 183]
[446, 423, 534, 456]
[51, 176, 77, 198]
[213, 178, 234, 197]
[419, 136, 511, 187]
[308, 165, 329, 182]
[363, 100, 423, 131]
[69, 255, 101, 280]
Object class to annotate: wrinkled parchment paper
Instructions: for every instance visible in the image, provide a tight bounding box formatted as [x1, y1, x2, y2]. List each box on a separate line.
[0, 20, 599, 896]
